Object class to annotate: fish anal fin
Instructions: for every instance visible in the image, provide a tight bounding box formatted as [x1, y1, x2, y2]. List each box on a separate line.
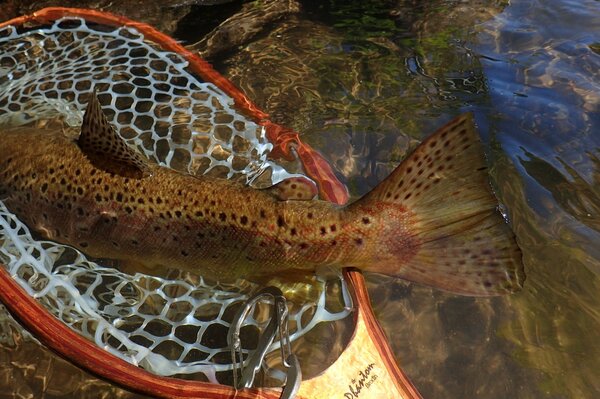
[266, 177, 318, 201]
[357, 113, 525, 296]
[78, 90, 150, 179]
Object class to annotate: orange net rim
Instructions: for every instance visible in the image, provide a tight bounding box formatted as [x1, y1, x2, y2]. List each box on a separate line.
[0, 7, 349, 205]
[0, 8, 420, 398]
[0, 266, 419, 399]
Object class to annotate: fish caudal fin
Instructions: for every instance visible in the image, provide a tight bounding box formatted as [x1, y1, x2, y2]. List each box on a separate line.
[359, 113, 524, 296]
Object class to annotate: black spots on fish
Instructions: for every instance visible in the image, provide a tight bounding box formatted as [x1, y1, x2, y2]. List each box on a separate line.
[371, 116, 483, 204]
[290, 227, 297, 236]
[116, 192, 124, 202]
[299, 243, 308, 250]
[319, 226, 327, 235]
[240, 215, 248, 225]
[330, 240, 337, 246]
[79, 242, 89, 248]
[362, 217, 370, 225]
[277, 215, 285, 228]
[354, 238, 363, 246]
[131, 239, 139, 246]
[307, 212, 314, 220]
[181, 250, 189, 257]
[259, 209, 266, 218]
[330, 224, 337, 232]
[219, 212, 227, 222]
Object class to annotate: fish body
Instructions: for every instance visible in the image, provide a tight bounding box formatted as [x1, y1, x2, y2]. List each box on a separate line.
[0, 94, 524, 295]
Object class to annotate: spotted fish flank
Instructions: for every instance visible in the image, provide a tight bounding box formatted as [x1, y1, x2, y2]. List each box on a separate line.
[0, 94, 525, 296]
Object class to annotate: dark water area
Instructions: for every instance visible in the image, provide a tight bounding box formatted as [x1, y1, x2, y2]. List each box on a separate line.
[0, 0, 599, 398]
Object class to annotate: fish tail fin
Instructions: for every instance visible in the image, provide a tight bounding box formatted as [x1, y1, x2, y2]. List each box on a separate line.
[354, 113, 524, 296]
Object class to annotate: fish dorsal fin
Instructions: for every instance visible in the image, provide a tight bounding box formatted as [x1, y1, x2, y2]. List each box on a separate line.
[266, 177, 318, 201]
[358, 113, 524, 296]
[78, 91, 150, 178]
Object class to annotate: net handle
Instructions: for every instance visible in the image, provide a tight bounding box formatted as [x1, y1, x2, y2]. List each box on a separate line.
[0, 265, 421, 399]
[0, 7, 349, 205]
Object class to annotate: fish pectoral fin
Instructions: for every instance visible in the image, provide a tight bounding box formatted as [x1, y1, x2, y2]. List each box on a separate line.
[77, 89, 150, 179]
[265, 177, 318, 201]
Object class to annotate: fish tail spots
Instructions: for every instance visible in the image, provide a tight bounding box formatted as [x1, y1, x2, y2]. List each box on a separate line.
[355, 114, 525, 296]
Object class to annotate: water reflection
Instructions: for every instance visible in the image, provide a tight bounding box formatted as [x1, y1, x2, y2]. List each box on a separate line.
[519, 149, 600, 235]
[476, 0, 600, 397]
[223, 0, 600, 398]
[1, 0, 600, 397]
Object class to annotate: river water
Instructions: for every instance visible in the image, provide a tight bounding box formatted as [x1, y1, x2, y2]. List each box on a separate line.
[221, 1, 600, 398]
[1, 0, 599, 398]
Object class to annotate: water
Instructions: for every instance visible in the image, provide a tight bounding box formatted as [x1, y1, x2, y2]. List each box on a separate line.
[221, 1, 600, 397]
[1, 0, 599, 397]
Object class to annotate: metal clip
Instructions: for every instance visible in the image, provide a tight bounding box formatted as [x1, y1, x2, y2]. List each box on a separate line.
[227, 286, 301, 399]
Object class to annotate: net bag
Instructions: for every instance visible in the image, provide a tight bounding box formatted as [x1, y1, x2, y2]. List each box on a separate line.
[0, 7, 353, 389]
[0, 8, 422, 399]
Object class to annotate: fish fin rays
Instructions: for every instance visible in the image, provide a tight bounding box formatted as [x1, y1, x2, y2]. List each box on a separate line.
[361, 113, 525, 296]
[265, 177, 318, 201]
[78, 90, 150, 178]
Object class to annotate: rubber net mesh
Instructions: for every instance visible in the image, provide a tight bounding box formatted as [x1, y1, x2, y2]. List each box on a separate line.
[0, 17, 352, 385]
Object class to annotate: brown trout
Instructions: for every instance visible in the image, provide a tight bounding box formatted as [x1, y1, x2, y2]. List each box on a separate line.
[0, 94, 524, 296]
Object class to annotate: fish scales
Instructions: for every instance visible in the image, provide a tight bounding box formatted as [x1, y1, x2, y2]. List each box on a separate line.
[0, 94, 525, 296]
[1, 129, 411, 278]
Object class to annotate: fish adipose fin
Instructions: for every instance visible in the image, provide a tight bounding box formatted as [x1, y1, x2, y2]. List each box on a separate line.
[78, 90, 150, 178]
[360, 113, 525, 296]
[266, 177, 318, 201]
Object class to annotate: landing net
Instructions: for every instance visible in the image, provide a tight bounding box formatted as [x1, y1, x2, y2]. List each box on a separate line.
[0, 15, 352, 386]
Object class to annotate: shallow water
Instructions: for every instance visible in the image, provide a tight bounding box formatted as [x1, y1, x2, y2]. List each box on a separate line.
[221, 1, 600, 398]
[1, 0, 599, 398]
